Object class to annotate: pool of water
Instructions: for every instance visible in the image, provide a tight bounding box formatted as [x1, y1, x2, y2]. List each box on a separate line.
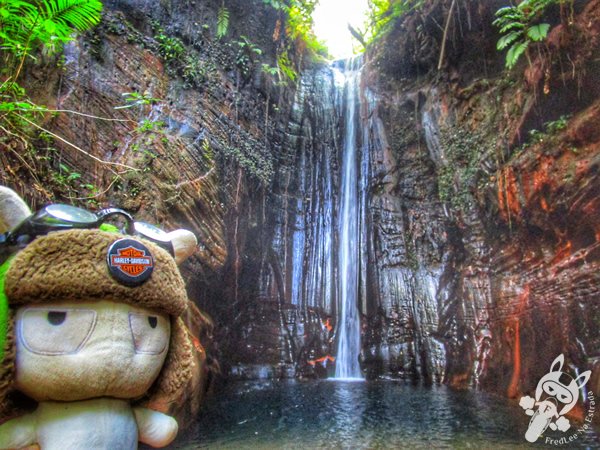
[168, 380, 599, 449]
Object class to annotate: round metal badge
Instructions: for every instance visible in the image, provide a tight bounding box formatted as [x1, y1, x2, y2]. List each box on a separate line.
[106, 238, 154, 286]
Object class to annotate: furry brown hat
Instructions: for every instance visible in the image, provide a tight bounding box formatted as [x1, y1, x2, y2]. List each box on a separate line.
[4, 229, 189, 316]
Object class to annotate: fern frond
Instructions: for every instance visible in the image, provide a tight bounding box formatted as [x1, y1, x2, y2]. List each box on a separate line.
[497, 31, 522, 51]
[506, 41, 529, 69]
[217, 6, 229, 39]
[41, 0, 102, 40]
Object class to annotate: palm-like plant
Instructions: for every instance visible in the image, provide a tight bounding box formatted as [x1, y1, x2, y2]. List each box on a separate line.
[0, 0, 103, 80]
[494, 0, 559, 69]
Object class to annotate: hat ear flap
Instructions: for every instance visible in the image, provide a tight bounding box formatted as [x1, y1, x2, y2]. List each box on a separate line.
[152, 317, 195, 401]
[0, 187, 31, 234]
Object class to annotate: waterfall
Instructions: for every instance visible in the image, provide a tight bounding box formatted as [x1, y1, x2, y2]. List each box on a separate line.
[334, 59, 364, 380]
[268, 58, 368, 379]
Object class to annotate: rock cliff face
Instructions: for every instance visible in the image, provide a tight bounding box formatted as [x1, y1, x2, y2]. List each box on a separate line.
[235, 0, 600, 408]
[3, 0, 599, 412]
[360, 0, 600, 401]
[1, 0, 292, 424]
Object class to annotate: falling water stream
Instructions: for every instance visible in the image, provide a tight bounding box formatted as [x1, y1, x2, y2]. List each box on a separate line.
[162, 58, 600, 450]
[334, 58, 364, 380]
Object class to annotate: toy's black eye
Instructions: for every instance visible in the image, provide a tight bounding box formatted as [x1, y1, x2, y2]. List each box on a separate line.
[129, 313, 169, 354]
[20, 308, 96, 355]
[47, 311, 66, 326]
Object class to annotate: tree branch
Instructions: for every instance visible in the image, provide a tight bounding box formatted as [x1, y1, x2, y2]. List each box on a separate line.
[16, 114, 139, 172]
[438, 0, 457, 70]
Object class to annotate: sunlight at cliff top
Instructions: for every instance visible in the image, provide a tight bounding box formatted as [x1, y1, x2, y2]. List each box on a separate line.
[313, 0, 370, 59]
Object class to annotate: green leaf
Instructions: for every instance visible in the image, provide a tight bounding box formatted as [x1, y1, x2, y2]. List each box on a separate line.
[499, 22, 525, 34]
[0, 258, 13, 363]
[494, 6, 515, 16]
[506, 41, 529, 69]
[0, 102, 16, 112]
[527, 23, 550, 42]
[217, 6, 229, 39]
[43, 19, 57, 34]
[0, 0, 102, 62]
[497, 31, 522, 51]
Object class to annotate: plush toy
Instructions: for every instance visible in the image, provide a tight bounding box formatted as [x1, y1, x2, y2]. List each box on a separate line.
[0, 186, 199, 449]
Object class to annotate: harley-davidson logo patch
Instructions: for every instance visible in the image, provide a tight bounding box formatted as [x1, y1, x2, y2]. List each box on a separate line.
[107, 239, 154, 286]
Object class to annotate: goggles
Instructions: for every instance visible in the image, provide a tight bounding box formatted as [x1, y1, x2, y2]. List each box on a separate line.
[0, 204, 174, 262]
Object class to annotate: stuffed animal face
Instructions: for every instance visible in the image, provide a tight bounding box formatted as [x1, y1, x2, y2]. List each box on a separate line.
[15, 300, 170, 402]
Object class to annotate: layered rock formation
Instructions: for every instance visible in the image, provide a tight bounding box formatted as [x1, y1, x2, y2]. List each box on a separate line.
[363, 0, 600, 400]
[2, 0, 599, 415]
[238, 0, 600, 409]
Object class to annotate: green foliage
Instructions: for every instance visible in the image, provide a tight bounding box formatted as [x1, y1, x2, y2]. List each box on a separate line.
[261, 63, 288, 87]
[114, 91, 160, 110]
[0, 1, 114, 207]
[286, 1, 313, 41]
[544, 115, 569, 134]
[54, 162, 81, 184]
[0, 84, 47, 131]
[0, 0, 102, 114]
[364, 0, 424, 45]
[516, 115, 571, 152]
[286, 0, 328, 57]
[262, 0, 327, 61]
[217, 5, 229, 39]
[261, 64, 279, 77]
[0, 0, 103, 59]
[437, 127, 494, 212]
[277, 50, 297, 82]
[0, 0, 103, 127]
[135, 119, 165, 133]
[493, 0, 562, 69]
[234, 35, 262, 77]
[262, 0, 285, 10]
[50, 162, 100, 204]
[152, 23, 185, 62]
[150, 20, 213, 89]
[182, 57, 208, 87]
[202, 137, 213, 161]
[235, 35, 262, 56]
[0, 258, 12, 363]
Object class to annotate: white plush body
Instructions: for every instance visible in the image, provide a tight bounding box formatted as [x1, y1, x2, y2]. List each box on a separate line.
[0, 398, 177, 449]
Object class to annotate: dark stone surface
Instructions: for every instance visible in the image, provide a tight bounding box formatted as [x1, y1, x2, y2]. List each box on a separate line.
[6, 1, 600, 420]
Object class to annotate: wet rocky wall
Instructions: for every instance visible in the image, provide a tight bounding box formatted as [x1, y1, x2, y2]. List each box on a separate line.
[0, 0, 298, 423]
[229, 63, 344, 380]
[3, 0, 599, 415]
[360, 0, 600, 404]
[239, 0, 600, 414]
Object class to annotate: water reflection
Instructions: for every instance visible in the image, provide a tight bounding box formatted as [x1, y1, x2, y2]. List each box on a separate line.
[168, 380, 599, 449]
